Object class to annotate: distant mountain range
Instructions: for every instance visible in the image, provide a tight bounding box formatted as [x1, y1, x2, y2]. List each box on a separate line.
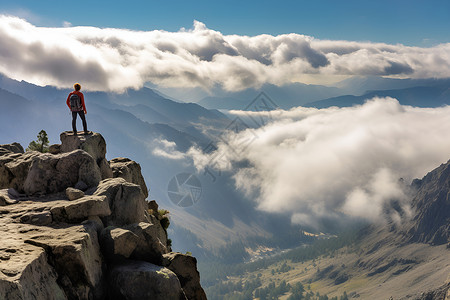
[305, 83, 450, 108]
[192, 77, 450, 110]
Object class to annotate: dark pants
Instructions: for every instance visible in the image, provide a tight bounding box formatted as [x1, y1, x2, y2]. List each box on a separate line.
[72, 111, 88, 133]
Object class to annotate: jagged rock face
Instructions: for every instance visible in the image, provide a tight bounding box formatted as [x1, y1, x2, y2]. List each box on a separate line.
[0, 133, 206, 299]
[0, 143, 24, 155]
[407, 160, 450, 245]
[110, 157, 149, 198]
[163, 253, 207, 300]
[93, 178, 147, 227]
[60, 131, 113, 180]
[0, 150, 101, 196]
[108, 260, 186, 300]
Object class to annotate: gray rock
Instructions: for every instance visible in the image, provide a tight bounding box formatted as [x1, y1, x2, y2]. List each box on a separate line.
[163, 253, 207, 300]
[0, 151, 40, 192]
[0, 245, 67, 300]
[25, 223, 105, 299]
[100, 227, 140, 260]
[0, 132, 206, 300]
[60, 132, 113, 180]
[51, 195, 111, 223]
[0, 142, 24, 155]
[125, 222, 169, 265]
[23, 150, 102, 195]
[110, 157, 148, 198]
[48, 144, 61, 154]
[93, 178, 147, 226]
[108, 260, 186, 300]
[19, 211, 52, 226]
[85, 215, 105, 233]
[0, 188, 20, 206]
[74, 180, 88, 191]
[66, 187, 85, 201]
[147, 200, 159, 213]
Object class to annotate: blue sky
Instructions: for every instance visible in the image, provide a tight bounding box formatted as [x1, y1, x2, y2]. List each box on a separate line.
[1, 0, 449, 46]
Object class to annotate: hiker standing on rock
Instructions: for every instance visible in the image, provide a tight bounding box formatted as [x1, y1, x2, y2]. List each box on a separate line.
[66, 83, 89, 135]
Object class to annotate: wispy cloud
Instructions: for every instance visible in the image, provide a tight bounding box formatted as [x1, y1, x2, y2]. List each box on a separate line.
[152, 139, 187, 160]
[0, 15, 450, 92]
[188, 98, 450, 228]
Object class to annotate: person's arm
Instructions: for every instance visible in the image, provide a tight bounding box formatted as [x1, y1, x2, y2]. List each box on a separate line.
[66, 93, 72, 110]
[81, 93, 87, 114]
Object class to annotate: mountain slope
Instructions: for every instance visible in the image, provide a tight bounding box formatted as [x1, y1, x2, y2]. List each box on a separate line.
[406, 160, 450, 245]
[204, 159, 450, 299]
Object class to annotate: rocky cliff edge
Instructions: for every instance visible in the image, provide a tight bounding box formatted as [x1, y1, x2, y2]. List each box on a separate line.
[0, 131, 207, 300]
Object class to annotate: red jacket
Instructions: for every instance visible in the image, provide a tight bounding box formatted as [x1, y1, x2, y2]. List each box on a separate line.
[66, 91, 87, 113]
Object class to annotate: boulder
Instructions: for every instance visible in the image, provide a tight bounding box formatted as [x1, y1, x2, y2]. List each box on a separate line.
[100, 227, 140, 260]
[163, 253, 207, 300]
[124, 222, 169, 265]
[75, 180, 88, 191]
[0, 143, 24, 155]
[19, 211, 52, 226]
[108, 260, 186, 300]
[110, 157, 148, 198]
[147, 200, 159, 213]
[48, 144, 61, 155]
[93, 178, 147, 226]
[66, 187, 85, 201]
[23, 150, 102, 195]
[1, 212, 104, 300]
[0, 244, 67, 300]
[60, 132, 113, 180]
[0, 188, 20, 206]
[25, 222, 105, 299]
[0, 151, 40, 192]
[50, 195, 111, 223]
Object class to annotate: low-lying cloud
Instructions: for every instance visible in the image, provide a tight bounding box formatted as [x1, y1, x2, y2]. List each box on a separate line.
[0, 15, 450, 92]
[188, 98, 450, 228]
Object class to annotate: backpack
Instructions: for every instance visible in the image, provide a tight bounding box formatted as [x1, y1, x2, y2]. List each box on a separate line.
[69, 93, 82, 111]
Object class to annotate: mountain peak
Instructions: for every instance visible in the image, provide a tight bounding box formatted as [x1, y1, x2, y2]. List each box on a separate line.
[406, 160, 450, 245]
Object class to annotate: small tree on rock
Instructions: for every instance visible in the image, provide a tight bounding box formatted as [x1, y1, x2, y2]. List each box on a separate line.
[27, 130, 49, 153]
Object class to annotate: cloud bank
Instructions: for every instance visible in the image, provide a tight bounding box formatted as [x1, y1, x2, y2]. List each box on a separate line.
[0, 15, 450, 92]
[188, 98, 450, 228]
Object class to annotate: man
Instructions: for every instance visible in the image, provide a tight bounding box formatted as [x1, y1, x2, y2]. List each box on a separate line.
[66, 83, 89, 135]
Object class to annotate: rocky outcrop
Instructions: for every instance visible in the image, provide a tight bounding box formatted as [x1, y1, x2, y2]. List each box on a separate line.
[163, 253, 207, 300]
[60, 131, 113, 180]
[93, 178, 148, 227]
[108, 260, 186, 300]
[413, 282, 449, 300]
[110, 157, 148, 198]
[0, 149, 101, 195]
[0, 142, 24, 155]
[406, 160, 450, 245]
[0, 133, 206, 299]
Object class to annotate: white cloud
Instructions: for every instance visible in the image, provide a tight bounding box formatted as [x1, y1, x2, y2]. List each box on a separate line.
[188, 98, 450, 228]
[152, 139, 187, 160]
[0, 15, 449, 92]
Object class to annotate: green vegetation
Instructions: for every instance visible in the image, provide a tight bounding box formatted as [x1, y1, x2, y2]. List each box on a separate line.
[200, 226, 364, 299]
[206, 278, 350, 300]
[26, 129, 49, 152]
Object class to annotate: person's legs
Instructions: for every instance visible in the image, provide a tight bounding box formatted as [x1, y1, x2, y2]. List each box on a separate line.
[78, 111, 88, 133]
[72, 111, 78, 134]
